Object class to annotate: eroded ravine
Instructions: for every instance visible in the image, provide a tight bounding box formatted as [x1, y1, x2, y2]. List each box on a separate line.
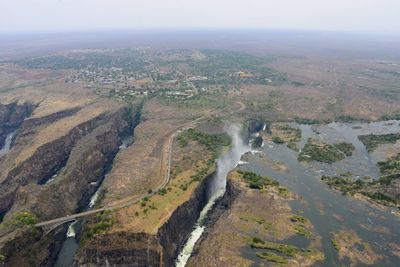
[53, 109, 141, 267]
[0, 104, 142, 266]
[175, 125, 250, 266]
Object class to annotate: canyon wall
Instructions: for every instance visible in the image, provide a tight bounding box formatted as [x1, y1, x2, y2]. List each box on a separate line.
[0, 102, 34, 149]
[0, 104, 141, 266]
[74, 171, 217, 267]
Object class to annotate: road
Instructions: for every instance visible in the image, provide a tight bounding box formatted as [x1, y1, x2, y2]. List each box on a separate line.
[35, 102, 245, 229]
[35, 120, 197, 228]
[235, 101, 246, 112]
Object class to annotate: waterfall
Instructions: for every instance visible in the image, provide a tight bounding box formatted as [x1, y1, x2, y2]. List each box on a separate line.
[89, 189, 100, 208]
[175, 124, 250, 267]
[0, 131, 15, 157]
[45, 173, 58, 184]
[66, 221, 78, 238]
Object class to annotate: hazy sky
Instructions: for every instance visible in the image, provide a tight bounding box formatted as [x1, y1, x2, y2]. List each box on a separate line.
[2, 0, 400, 34]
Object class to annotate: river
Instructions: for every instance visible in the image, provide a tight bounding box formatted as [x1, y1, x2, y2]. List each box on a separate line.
[175, 125, 250, 267]
[239, 121, 400, 266]
[53, 132, 134, 267]
[0, 131, 15, 157]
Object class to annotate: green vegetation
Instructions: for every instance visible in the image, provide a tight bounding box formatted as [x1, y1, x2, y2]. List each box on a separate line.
[158, 188, 167, 195]
[277, 186, 291, 197]
[177, 128, 231, 154]
[179, 165, 213, 191]
[298, 138, 354, 163]
[272, 136, 285, 144]
[290, 215, 312, 237]
[248, 90, 284, 112]
[13, 51, 147, 72]
[188, 49, 287, 85]
[0, 211, 39, 239]
[321, 176, 365, 195]
[206, 115, 223, 124]
[293, 224, 312, 237]
[358, 133, 400, 152]
[291, 81, 305, 87]
[160, 93, 228, 110]
[2, 211, 37, 229]
[238, 171, 280, 190]
[248, 237, 324, 264]
[256, 252, 288, 264]
[380, 114, 400, 121]
[177, 129, 232, 191]
[287, 142, 300, 152]
[11, 211, 37, 226]
[290, 215, 308, 224]
[82, 211, 115, 241]
[294, 117, 319, 125]
[364, 192, 396, 203]
[331, 237, 339, 250]
[274, 125, 302, 142]
[249, 236, 324, 264]
[321, 174, 399, 205]
[379, 173, 400, 187]
[333, 142, 355, 157]
[377, 153, 400, 176]
[250, 237, 299, 256]
[335, 115, 368, 123]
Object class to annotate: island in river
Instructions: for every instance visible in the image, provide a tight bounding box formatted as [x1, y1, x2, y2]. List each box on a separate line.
[188, 121, 400, 266]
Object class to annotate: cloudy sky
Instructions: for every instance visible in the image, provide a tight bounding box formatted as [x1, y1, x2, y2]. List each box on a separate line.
[1, 0, 400, 34]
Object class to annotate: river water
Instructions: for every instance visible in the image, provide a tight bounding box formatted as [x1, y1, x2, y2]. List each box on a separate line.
[54, 133, 133, 267]
[0, 131, 15, 157]
[239, 121, 400, 266]
[53, 121, 400, 266]
[175, 125, 250, 267]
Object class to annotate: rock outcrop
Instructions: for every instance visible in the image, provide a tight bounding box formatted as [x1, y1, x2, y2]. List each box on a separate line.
[0, 108, 129, 219]
[0, 104, 141, 266]
[0, 102, 34, 149]
[73, 172, 218, 267]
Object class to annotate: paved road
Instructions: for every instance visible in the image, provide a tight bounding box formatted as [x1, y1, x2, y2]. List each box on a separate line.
[35, 103, 243, 228]
[35, 126, 181, 227]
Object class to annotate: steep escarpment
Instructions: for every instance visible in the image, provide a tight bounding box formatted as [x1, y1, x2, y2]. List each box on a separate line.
[0, 106, 132, 219]
[187, 171, 325, 267]
[0, 105, 141, 267]
[0, 102, 34, 149]
[157, 171, 216, 267]
[198, 174, 240, 234]
[19, 107, 81, 135]
[73, 232, 162, 267]
[0, 224, 67, 267]
[74, 172, 217, 267]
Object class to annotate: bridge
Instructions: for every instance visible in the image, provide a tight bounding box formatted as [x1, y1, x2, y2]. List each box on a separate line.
[36, 217, 77, 235]
[34, 107, 242, 235]
[34, 125, 183, 235]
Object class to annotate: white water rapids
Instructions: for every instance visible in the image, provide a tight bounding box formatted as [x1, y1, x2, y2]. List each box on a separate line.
[0, 131, 15, 157]
[175, 125, 250, 267]
[88, 189, 100, 208]
[66, 221, 78, 238]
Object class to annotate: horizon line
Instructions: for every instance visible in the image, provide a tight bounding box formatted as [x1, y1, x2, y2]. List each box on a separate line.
[1, 27, 400, 38]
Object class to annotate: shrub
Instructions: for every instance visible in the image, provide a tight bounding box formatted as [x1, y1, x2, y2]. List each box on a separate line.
[359, 133, 400, 152]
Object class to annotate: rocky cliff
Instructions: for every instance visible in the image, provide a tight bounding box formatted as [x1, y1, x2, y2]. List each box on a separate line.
[0, 108, 128, 219]
[73, 171, 217, 267]
[0, 104, 141, 266]
[0, 102, 34, 149]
